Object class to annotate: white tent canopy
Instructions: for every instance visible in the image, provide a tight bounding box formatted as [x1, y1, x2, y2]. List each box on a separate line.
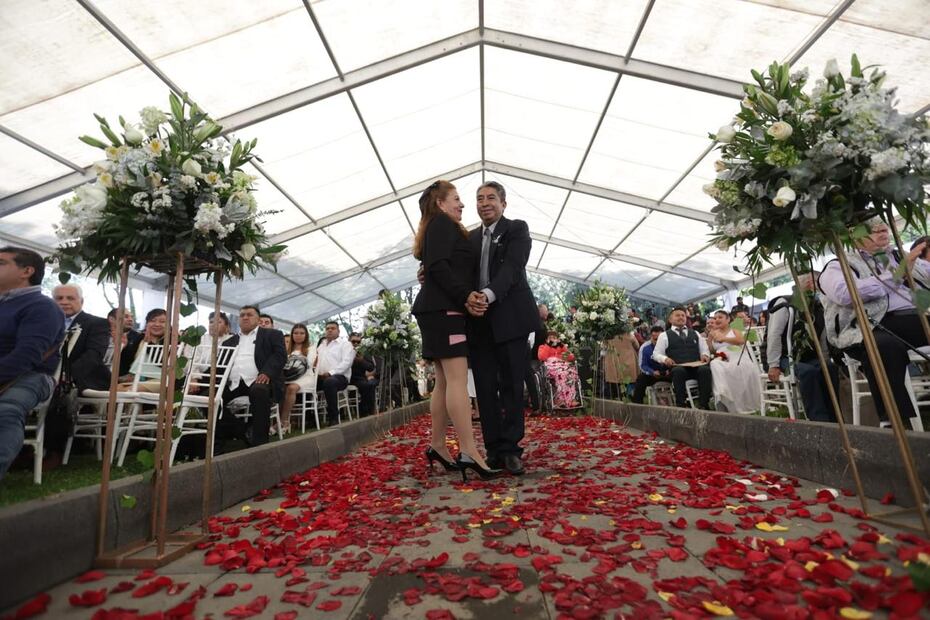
[1, 0, 927, 325]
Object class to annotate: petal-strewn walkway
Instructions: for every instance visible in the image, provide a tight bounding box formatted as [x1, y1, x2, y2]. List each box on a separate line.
[8, 415, 930, 619]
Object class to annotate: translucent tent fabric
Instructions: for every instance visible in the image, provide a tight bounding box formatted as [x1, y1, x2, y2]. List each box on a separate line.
[1, 0, 928, 326]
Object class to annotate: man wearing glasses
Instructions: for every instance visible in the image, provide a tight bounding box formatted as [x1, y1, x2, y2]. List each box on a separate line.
[348, 332, 377, 416]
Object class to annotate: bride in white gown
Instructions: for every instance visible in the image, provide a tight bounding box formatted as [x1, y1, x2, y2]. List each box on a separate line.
[707, 310, 760, 413]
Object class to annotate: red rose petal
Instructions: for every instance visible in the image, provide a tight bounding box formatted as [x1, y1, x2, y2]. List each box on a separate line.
[76, 570, 108, 584]
[316, 600, 342, 612]
[69, 588, 108, 608]
[8, 593, 51, 619]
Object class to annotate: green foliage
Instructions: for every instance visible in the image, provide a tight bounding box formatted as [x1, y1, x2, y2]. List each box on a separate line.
[136, 449, 154, 469]
[119, 494, 137, 509]
[909, 561, 930, 592]
[708, 55, 930, 275]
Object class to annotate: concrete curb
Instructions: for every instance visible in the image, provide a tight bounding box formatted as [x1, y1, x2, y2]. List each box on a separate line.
[0, 401, 428, 609]
[597, 399, 930, 508]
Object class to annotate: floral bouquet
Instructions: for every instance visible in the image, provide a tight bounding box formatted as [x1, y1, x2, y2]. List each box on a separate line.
[706, 55, 929, 275]
[53, 93, 284, 282]
[360, 293, 420, 357]
[571, 281, 633, 345]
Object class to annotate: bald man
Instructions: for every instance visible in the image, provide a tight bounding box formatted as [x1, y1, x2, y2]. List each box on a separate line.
[47, 285, 111, 466]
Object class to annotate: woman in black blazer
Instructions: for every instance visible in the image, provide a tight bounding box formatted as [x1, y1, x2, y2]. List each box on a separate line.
[412, 180, 499, 480]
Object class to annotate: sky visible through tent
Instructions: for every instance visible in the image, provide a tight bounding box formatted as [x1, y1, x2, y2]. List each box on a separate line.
[1, 0, 927, 326]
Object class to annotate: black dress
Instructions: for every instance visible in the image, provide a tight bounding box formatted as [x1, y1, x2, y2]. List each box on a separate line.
[412, 213, 476, 360]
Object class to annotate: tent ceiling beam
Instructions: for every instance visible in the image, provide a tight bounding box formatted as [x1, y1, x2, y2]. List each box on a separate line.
[528, 266, 668, 306]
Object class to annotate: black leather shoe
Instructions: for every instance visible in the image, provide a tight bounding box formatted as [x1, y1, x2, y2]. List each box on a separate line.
[486, 456, 503, 470]
[504, 454, 525, 475]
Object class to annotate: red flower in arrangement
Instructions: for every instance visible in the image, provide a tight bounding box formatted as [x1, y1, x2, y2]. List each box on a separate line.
[713, 350, 729, 362]
[18, 414, 930, 619]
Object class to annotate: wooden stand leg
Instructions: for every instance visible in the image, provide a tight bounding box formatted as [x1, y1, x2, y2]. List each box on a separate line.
[202, 271, 223, 533]
[96, 259, 130, 558]
[831, 234, 930, 536]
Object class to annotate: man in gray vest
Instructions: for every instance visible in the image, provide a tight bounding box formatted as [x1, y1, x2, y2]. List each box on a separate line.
[819, 219, 929, 427]
[652, 307, 712, 409]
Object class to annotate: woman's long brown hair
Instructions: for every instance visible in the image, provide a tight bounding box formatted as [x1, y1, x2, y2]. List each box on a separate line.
[288, 323, 310, 356]
[413, 179, 468, 260]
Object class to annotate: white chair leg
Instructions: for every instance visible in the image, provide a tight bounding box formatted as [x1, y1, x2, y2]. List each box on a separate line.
[904, 374, 925, 432]
[63, 435, 74, 465]
[117, 404, 139, 467]
[33, 424, 44, 485]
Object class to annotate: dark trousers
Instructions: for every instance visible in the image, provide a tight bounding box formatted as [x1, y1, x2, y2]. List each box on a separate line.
[794, 360, 839, 422]
[221, 380, 271, 446]
[351, 378, 377, 416]
[317, 374, 348, 422]
[631, 372, 669, 404]
[670, 365, 712, 409]
[847, 313, 928, 422]
[470, 319, 528, 459]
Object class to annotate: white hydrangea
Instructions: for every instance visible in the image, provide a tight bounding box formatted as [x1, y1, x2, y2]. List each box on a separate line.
[865, 147, 909, 181]
[193, 201, 233, 239]
[56, 183, 108, 240]
[139, 106, 168, 134]
[179, 174, 198, 190]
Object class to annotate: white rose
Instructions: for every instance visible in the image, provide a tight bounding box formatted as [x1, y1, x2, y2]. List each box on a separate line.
[124, 126, 144, 145]
[823, 58, 840, 78]
[236, 243, 257, 261]
[772, 186, 797, 207]
[766, 121, 793, 141]
[715, 125, 736, 143]
[75, 182, 108, 211]
[181, 158, 202, 177]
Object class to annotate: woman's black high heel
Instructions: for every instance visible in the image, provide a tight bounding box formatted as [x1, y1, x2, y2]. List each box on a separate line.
[456, 454, 502, 482]
[426, 447, 460, 472]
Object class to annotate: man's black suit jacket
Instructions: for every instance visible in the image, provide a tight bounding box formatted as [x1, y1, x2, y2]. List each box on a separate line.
[67, 311, 111, 392]
[468, 216, 542, 343]
[223, 327, 287, 401]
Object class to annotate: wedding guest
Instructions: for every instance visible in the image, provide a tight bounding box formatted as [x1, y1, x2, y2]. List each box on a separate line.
[706, 310, 760, 413]
[117, 308, 167, 390]
[220, 305, 286, 445]
[0, 247, 64, 480]
[279, 323, 317, 433]
[652, 307, 712, 409]
[348, 332, 377, 416]
[259, 314, 274, 329]
[44, 284, 111, 467]
[765, 272, 838, 422]
[631, 326, 670, 404]
[107, 307, 142, 358]
[538, 331, 580, 408]
[820, 219, 930, 426]
[526, 304, 549, 413]
[731, 296, 749, 314]
[314, 321, 354, 425]
[413, 179, 498, 479]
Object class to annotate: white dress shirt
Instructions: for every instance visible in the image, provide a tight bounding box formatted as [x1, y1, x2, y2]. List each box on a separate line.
[229, 329, 259, 387]
[652, 326, 709, 365]
[316, 337, 354, 380]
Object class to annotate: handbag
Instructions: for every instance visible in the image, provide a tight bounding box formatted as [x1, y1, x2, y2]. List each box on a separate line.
[282, 354, 309, 382]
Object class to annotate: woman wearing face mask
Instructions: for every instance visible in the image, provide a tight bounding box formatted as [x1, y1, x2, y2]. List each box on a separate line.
[412, 180, 500, 481]
[538, 331, 580, 409]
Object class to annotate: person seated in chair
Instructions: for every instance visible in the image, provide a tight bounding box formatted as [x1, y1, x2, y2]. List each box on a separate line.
[315, 321, 354, 425]
[0, 247, 64, 480]
[537, 331, 580, 409]
[819, 218, 929, 428]
[279, 323, 317, 433]
[348, 332, 377, 417]
[220, 305, 286, 446]
[652, 307, 712, 409]
[631, 326, 670, 404]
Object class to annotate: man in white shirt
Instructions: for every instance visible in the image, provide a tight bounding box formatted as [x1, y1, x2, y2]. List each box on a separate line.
[315, 321, 354, 425]
[652, 307, 712, 409]
[221, 305, 286, 446]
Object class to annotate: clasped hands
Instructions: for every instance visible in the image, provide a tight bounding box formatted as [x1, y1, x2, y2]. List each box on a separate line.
[466, 291, 488, 317]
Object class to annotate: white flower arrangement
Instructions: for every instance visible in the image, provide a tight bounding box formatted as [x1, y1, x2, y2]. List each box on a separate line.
[53, 93, 283, 281]
[570, 281, 632, 345]
[360, 293, 420, 356]
[707, 55, 929, 274]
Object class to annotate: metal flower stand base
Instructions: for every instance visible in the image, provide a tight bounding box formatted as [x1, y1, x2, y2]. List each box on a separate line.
[790, 229, 930, 537]
[95, 254, 225, 568]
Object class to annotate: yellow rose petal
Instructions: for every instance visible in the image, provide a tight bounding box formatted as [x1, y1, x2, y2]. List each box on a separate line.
[755, 522, 788, 532]
[631, 541, 643, 550]
[775, 537, 785, 546]
[877, 534, 892, 545]
[580, 515, 588, 521]
[468, 523, 481, 528]
[460, 488, 474, 493]
[702, 601, 734, 616]
[839, 607, 871, 619]
[657, 591, 673, 602]
[241, 505, 251, 512]
[805, 561, 819, 572]
[917, 552, 930, 565]
[841, 556, 860, 571]
[648, 493, 664, 502]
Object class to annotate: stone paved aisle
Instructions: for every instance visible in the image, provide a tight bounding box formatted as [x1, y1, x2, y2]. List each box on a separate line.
[7, 415, 930, 619]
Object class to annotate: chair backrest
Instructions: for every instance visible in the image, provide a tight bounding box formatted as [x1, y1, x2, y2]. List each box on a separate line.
[744, 337, 767, 374]
[131, 343, 165, 389]
[184, 344, 238, 397]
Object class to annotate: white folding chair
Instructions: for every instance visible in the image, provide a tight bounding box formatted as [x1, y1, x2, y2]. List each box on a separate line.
[66, 343, 165, 465]
[23, 394, 53, 484]
[746, 337, 799, 419]
[120, 345, 238, 465]
[336, 385, 360, 421]
[845, 353, 924, 431]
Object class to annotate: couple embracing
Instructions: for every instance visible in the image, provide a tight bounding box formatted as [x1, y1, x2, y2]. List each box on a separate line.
[411, 180, 540, 480]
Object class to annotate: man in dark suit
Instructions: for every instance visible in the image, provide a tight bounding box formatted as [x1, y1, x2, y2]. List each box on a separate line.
[526, 303, 550, 412]
[45, 284, 112, 466]
[467, 181, 542, 475]
[220, 305, 286, 446]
